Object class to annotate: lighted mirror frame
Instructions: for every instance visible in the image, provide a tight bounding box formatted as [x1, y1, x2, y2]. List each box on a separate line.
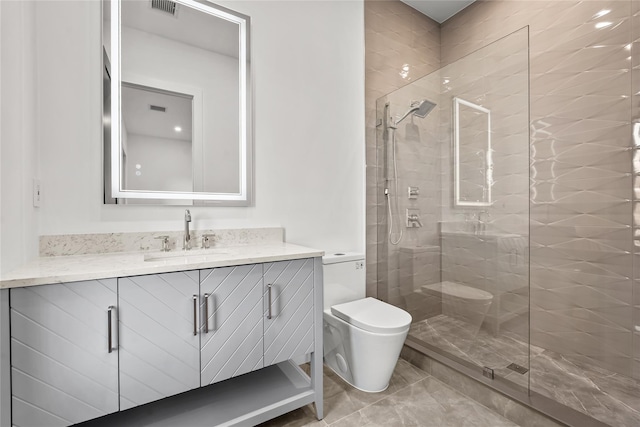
[453, 97, 492, 207]
[107, 0, 252, 204]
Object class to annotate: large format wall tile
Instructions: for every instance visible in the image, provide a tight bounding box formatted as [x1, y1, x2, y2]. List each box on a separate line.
[365, 0, 440, 299]
[369, 0, 638, 383]
[441, 0, 636, 380]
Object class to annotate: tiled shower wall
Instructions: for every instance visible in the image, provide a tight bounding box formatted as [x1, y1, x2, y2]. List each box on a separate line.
[374, 72, 442, 318]
[366, 0, 639, 379]
[438, 29, 530, 335]
[441, 0, 637, 380]
[364, 0, 440, 298]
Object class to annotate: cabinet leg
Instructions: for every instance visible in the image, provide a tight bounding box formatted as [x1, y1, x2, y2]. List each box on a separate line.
[310, 351, 323, 420]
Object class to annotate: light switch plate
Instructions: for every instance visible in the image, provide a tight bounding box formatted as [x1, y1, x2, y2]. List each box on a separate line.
[33, 178, 41, 207]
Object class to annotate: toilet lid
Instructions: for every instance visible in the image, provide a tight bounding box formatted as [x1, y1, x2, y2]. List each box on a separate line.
[331, 297, 412, 334]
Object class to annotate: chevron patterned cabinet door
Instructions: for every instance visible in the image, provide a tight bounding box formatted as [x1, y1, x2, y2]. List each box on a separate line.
[200, 264, 264, 385]
[118, 271, 200, 410]
[10, 279, 119, 427]
[263, 259, 315, 366]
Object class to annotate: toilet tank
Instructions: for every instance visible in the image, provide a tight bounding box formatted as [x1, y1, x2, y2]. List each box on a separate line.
[323, 252, 365, 310]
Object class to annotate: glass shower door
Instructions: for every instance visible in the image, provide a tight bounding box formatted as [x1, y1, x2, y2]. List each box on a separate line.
[376, 27, 530, 388]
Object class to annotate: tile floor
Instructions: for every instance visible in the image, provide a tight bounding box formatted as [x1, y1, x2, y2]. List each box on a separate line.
[410, 315, 640, 427]
[259, 359, 519, 427]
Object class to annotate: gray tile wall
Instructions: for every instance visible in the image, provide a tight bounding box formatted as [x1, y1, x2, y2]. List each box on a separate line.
[364, 0, 441, 299]
[631, 0, 640, 382]
[367, 0, 639, 381]
[374, 74, 442, 317]
[441, 0, 636, 380]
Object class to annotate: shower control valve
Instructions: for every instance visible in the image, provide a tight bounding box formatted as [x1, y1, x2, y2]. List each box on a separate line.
[406, 209, 423, 228]
[408, 186, 420, 199]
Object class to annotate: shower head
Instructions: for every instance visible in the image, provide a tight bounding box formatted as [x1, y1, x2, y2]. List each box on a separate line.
[413, 99, 437, 118]
[395, 99, 437, 125]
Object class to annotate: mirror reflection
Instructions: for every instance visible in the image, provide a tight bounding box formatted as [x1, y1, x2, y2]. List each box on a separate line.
[103, 0, 251, 204]
[454, 97, 492, 206]
[122, 83, 193, 194]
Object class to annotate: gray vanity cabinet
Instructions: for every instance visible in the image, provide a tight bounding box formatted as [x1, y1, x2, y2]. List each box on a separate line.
[6, 257, 322, 426]
[263, 259, 315, 366]
[10, 279, 119, 426]
[199, 264, 264, 385]
[118, 271, 201, 410]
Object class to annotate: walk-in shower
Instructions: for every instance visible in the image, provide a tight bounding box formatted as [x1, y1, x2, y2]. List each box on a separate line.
[375, 25, 640, 427]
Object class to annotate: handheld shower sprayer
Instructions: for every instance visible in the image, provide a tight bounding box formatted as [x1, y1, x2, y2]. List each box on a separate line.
[385, 98, 437, 245]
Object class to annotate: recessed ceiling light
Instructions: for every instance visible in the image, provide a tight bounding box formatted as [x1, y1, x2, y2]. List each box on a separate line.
[174, 126, 182, 132]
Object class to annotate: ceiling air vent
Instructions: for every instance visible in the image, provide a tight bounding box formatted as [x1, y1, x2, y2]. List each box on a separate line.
[149, 105, 166, 113]
[151, 0, 177, 16]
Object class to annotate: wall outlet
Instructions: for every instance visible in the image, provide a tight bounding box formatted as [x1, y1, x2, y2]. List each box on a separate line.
[33, 178, 41, 207]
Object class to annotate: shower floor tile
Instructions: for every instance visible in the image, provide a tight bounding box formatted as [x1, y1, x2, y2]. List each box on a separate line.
[259, 359, 519, 427]
[410, 315, 640, 427]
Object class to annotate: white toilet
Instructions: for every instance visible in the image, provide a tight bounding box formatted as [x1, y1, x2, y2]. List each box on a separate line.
[323, 252, 412, 392]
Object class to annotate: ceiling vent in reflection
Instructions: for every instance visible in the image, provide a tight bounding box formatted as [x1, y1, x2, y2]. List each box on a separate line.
[151, 0, 177, 16]
[149, 105, 167, 113]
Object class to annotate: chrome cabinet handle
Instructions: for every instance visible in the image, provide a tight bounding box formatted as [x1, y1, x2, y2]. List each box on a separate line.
[204, 293, 210, 333]
[192, 295, 197, 336]
[267, 284, 273, 320]
[107, 306, 114, 353]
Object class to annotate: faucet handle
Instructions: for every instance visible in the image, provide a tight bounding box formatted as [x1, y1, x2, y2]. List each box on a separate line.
[202, 234, 215, 249]
[154, 235, 170, 252]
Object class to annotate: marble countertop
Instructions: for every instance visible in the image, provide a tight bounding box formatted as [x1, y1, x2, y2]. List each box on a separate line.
[0, 242, 324, 289]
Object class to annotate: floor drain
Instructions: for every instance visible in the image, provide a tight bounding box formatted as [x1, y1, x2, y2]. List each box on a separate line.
[507, 363, 529, 374]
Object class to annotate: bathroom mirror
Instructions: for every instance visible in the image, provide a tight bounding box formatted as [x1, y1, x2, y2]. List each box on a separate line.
[103, 0, 251, 205]
[453, 97, 492, 207]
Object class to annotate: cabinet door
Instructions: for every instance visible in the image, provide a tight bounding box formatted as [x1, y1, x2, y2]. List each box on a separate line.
[263, 259, 315, 366]
[200, 264, 264, 385]
[119, 272, 200, 410]
[10, 279, 118, 427]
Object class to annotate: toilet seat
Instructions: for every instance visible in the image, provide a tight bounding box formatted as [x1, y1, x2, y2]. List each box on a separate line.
[330, 297, 412, 334]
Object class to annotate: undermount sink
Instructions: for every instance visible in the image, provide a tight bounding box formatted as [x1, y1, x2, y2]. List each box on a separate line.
[144, 248, 229, 262]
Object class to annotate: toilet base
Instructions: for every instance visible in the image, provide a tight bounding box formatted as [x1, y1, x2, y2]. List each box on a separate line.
[324, 363, 390, 393]
[323, 309, 409, 393]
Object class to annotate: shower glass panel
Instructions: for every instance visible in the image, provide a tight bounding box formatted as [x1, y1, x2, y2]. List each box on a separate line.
[376, 27, 530, 387]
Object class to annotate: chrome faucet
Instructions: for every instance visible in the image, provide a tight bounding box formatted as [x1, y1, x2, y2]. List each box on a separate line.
[183, 209, 192, 250]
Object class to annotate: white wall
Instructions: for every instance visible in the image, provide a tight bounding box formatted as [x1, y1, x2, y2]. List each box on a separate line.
[0, 0, 39, 275]
[33, 0, 365, 253]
